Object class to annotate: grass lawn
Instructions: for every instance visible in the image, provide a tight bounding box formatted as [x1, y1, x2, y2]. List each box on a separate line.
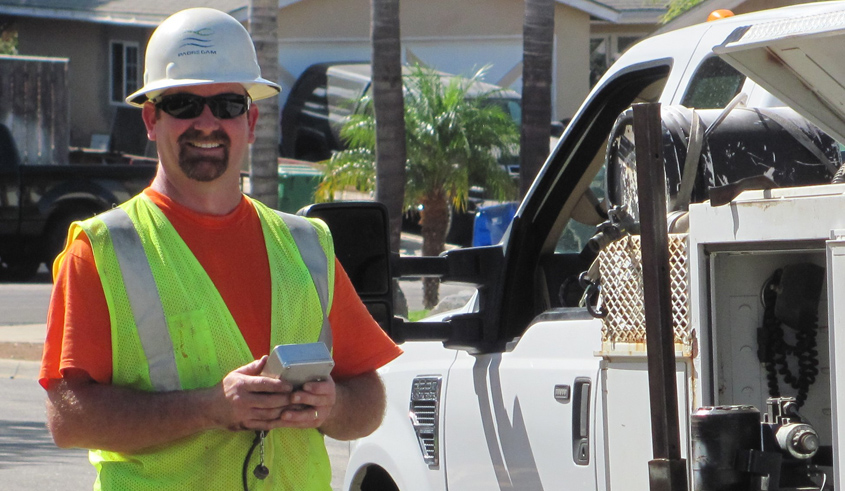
[408, 310, 430, 322]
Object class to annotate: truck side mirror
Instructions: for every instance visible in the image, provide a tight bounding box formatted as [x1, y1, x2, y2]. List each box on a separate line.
[299, 201, 395, 332]
[300, 201, 503, 352]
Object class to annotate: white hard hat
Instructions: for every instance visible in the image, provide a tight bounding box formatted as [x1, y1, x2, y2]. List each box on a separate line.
[126, 8, 281, 106]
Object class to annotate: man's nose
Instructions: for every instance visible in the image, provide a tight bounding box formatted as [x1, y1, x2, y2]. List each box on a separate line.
[192, 104, 222, 131]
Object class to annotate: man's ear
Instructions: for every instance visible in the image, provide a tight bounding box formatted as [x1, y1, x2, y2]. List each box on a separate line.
[248, 104, 259, 144]
[141, 102, 158, 141]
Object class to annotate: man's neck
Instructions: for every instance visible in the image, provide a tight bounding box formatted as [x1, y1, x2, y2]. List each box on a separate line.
[150, 169, 242, 216]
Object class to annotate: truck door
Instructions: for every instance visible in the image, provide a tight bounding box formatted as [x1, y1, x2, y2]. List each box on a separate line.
[441, 58, 675, 490]
[443, 315, 602, 490]
[826, 234, 845, 490]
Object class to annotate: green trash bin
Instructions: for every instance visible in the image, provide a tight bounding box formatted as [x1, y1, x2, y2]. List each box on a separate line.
[277, 160, 324, 213]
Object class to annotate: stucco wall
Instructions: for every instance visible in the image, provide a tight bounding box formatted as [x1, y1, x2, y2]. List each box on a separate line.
[554, 4, 589, 119]
[15, 18, 151, 149]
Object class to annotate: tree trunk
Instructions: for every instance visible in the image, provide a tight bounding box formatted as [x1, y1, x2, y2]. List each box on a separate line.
[249, 0, 280, 208]
[371, 0, 406, 253]
[371, 0, 408, 316]
[520, 0, 555, 199]
[419, 192, 449, 309]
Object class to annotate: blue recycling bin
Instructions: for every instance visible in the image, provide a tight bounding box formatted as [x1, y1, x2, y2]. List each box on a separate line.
[472, 202, 518, 247]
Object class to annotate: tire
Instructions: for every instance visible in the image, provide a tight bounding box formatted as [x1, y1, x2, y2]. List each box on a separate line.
[0, 254, 41, 282]
[359, 466, 399, 491]
[43, 206, 101, 265]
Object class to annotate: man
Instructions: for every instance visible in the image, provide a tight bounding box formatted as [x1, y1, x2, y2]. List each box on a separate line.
[39, 8, 402, 490]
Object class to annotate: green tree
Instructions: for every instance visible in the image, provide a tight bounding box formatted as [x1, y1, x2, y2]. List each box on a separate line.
[0, 19, 18, 55]
[661, 0, 705, 23]
[317, 64, 518, 308]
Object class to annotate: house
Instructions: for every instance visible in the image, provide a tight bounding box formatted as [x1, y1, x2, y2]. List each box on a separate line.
[0, 0, 247, 153]
[2, 0, 804, 154]
[589, 0, 669, 87]
[655, 0, 822, 34]
[276, 0, 668, 124]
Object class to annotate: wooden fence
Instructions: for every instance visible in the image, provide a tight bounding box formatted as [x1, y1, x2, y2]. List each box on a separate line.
[0, 55, 69, 165]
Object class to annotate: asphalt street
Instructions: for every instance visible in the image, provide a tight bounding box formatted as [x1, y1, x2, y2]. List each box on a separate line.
[0, 372, 96, 489]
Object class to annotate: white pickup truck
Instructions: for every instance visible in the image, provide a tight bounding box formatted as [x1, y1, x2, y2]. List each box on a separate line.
[305, 2, 845, 490]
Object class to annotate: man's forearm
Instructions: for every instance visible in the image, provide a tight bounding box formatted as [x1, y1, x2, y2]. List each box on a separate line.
[45, 358, 296, 453]
[46, 376, 220, 452]
[319, 371, 386, 441]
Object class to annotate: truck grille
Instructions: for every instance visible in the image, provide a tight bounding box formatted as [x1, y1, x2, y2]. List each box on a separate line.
[410, 376, 441, 466]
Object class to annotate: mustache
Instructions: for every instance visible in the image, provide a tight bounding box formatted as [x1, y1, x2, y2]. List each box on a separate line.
[177, 128, 231, 146]
[177, 128, 230, 182]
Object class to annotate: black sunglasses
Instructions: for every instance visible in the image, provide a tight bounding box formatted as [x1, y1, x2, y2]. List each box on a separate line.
[154, 93, 251, 120]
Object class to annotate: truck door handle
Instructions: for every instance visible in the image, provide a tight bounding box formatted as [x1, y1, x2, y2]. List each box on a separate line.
[572, 377, 591, 465]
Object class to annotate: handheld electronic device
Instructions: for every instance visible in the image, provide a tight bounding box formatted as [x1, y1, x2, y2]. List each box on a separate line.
[261, 342, 334, 390]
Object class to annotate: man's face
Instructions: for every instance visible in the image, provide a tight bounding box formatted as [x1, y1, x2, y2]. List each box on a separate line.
[142, 83, 257, 183]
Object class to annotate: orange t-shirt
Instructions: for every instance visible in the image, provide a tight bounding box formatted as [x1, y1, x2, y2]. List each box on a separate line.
[39, 189, 402, 388]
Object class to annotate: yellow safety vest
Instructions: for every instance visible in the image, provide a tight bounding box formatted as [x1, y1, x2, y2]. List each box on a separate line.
[63, 193, 335, 490]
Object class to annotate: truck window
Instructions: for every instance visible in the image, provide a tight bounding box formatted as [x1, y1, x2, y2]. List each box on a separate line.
[498, 63, 671, 330]
[280, 66, 333, 161]
[555, 165, 606, 254]
[680, 56, 745, 109]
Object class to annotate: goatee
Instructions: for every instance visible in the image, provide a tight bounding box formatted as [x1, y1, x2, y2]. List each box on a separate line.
[178, 129, 230, 182]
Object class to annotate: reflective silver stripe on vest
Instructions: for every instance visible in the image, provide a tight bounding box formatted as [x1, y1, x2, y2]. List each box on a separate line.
[275, 212, 333, 352]
[99, 208, 181, 392]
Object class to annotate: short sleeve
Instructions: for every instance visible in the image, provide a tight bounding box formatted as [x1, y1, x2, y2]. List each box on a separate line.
[327, 259, 402, 379]
[39, 234, 113, 388]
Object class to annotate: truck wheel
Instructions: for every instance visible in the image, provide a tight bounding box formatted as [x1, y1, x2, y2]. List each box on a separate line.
[359, 466, 399, 491]
[0, 254, 41, 282]
[44, 207, 100, 265]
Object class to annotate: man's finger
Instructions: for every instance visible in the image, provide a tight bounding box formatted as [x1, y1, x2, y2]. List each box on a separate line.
[245, 376, 292, 394]
[234, 355, 268, 375]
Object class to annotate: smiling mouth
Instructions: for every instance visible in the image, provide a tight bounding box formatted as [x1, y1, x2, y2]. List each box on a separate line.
[188, 141, 224, 149]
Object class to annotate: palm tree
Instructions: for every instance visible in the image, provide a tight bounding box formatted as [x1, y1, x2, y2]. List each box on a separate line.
[370, 0, 407, 254]
[249, 0, 280, 208]
[370, 0, 409, 318]
[316, 64, 518, 309]
[520, 0, 555, 199]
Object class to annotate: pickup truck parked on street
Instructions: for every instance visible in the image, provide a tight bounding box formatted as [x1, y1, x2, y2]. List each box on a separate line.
[0, 123, 155, 281]
[303, 3, 845, 490]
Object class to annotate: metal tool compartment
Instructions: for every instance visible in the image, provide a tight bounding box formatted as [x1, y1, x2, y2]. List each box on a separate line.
[687, 184, 845, 489]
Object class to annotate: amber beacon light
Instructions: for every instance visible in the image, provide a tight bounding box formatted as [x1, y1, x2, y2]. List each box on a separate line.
[707, 9, 735, 21]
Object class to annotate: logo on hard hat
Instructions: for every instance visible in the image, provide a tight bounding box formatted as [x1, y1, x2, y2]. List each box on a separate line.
[178, 28, 217, 57]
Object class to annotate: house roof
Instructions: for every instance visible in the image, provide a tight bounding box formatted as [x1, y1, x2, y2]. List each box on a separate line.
[592, 0, 669, 24]
[0, 1, 249, 27]
[276, 0, 668, 25]
[654, 0, 746, 33]
[0, 0, 668, 28]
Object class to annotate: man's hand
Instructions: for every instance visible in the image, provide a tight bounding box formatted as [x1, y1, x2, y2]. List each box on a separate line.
[46, 357, 328, 452]
[279, 378, 337, 428]
[312, 371, 386, 441]
[213, 356, 338, 431]
[213, 356, 297, 431]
